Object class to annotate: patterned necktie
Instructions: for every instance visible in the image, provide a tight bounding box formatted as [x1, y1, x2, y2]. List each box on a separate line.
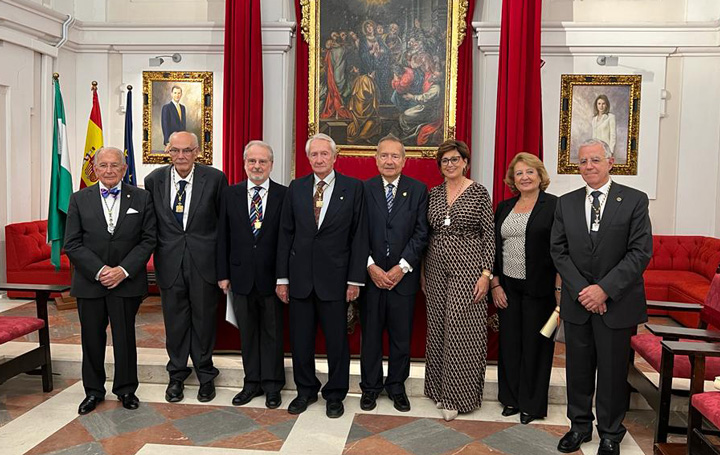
[386, 183, 395, 213]
[250, 186, 263, 237]
[173, 180, 187, 227]
[101, 187, 120, 198]
[590, 190, 602, 245]
[313, 181, 327, 226]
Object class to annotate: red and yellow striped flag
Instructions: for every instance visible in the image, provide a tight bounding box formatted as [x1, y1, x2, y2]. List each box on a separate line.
[80, 85, 104, 188]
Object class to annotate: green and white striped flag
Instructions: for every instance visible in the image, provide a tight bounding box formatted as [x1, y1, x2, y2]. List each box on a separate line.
[48, 75, 73, 270]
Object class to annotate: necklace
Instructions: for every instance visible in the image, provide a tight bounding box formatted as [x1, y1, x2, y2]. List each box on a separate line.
[102, 189, 119, 233]
[444, 178, 468, 226]
[587, 181, 612, 231]
[172, 166, 195, 213]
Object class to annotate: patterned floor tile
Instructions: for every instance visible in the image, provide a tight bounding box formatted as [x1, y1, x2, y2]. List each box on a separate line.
[0, 375, 78, 428]
[171, 407, 259, 445]
[379, 418, 474, 455]
[482, 424, 564, 455]
[343, 435, 414, 455]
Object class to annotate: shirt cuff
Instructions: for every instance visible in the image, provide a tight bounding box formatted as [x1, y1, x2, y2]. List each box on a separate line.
[276, 278, 289, 285]
[367, 256, 375, 268]
[399, 258, 413, 273]
[119, 266, 129, 278]
[348, 281, 365, 287]
[95, 266, 106, 281]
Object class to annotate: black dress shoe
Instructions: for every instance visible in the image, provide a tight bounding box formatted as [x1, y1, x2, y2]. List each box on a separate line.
[265, 391, 282, 409]
[232, 388, 263, 406]
[502, 405, 520, 417]
[78, 395, 104, 415]
[197, 381, 216, 402]
[520, 412, 541, 425]
[165, 380, 184, 403]
[288, 395, 318, 415]
[558, 430, 592, 453]
[360, 391, 379, 411]
[389, 392, 411, 412]
[326, 399, 344, 418]
[118, 393, 140, 410]
[597, 438, 620, 455]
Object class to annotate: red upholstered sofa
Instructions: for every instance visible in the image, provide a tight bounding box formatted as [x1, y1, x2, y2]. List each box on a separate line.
[643, 235, 720, 327]
[5, 220, 71, 299]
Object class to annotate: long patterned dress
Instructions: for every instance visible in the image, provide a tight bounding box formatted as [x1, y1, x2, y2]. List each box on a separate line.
[424, 181, 495, 413]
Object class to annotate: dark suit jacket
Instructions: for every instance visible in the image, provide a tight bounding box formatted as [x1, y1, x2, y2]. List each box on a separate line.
[64, 184, 156, 299]
[364, 174, 429, 296]
[161, 102, 186, 145]
[217, 179, 287, 296]
[494, 191, 557, 298]
[144, 163, 228, 288]
[277, 172, 368, 302]
[550, 182, 653, 329]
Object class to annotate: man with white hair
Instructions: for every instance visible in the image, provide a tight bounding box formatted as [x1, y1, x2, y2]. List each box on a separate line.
[551, 139, 652, 455]
[276, 133, 368, 418]
[64, 146, 156, 415]
[217, 140, 287, 409]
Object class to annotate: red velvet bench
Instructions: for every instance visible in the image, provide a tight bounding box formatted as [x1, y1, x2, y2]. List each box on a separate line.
[0, 283, 69, 392]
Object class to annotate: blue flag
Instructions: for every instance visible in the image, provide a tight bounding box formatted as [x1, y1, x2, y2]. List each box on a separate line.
[123, 87, 137, 186]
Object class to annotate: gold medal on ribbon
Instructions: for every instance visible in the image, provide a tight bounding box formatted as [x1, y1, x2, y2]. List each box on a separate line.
[254, 220, 262, 230]
[176, 204, 184, 213]
[316, 200, 323, 208]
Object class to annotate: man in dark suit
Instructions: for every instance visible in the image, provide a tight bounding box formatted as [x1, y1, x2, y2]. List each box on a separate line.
[64, 146, 156, 415]
[276, 133, 368, 418]
[145, 131, 228, 404]
[217, 140, 287, 409]
[551, 139, 652, 455]
[360, 134, 428, 412]
[161, 85, 187, 145]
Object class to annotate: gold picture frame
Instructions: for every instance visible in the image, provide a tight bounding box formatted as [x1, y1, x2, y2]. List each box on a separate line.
[302, 0, 469, 158]
[142, 71, 213, 164]
[557, 74, 641, 175]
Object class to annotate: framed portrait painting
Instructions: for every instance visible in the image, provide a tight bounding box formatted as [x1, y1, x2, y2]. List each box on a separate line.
[142, 71, 213, 164]
[301, 0, 470, 157]
[557, 74, 641, 175]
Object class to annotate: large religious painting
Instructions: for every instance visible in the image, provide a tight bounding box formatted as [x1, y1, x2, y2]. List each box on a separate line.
[142, 71, 213, 164]
[557, 74, 641, 175]
[303, 0, 469, 157]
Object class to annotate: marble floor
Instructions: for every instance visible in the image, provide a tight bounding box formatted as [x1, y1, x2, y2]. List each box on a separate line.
[0, 296, 683, 454]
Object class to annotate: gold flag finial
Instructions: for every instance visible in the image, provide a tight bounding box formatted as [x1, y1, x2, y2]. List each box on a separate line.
[53, 73, 60, 80]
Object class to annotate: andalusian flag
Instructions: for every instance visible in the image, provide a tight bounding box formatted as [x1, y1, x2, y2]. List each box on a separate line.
[47, 75, 73, 270]
[80, 85, 103, 188]
[123, 86, 137, 186]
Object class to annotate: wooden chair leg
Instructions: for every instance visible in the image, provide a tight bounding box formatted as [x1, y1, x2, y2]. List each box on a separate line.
[35, 290, 53, 392]
[656, 344, 676, 443]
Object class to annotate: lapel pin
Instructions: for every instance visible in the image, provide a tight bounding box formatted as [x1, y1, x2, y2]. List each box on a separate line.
[340, 196, 344, 200]
[127, 194, 130, 198]
[616, 197, 622, 202]
[403, 192, 407, 197]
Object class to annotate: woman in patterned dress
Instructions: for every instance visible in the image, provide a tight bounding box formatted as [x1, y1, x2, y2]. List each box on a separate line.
[491, 153, 559, 425]
[422, 140, 495, 421]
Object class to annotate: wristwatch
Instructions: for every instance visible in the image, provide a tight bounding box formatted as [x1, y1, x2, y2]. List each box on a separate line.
[400, 263, 411, 274]
[482, 270, 494, 280]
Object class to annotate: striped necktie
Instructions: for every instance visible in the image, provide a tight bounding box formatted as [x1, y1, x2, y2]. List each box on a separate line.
[250, 186, 263, 237]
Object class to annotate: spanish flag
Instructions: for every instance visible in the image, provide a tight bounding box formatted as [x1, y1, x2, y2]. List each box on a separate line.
[80, 83, 104, 188]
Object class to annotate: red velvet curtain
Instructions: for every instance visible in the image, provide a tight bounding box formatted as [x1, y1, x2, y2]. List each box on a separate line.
[222, 0, 264, 184]
[492, 0, 543, 208]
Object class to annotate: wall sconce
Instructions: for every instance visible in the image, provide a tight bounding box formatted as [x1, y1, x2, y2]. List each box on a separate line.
[596, 55, 619, 66]
[149, 53, 182, 67]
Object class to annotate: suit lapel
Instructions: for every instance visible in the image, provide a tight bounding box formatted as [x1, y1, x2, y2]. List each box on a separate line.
[256, 180, 279, 242]
[594, 183, 623, 248]
[240, 181, 254, 238]
[300, 174, 316, 228]
[89, 184, 108, 231]
[112, 187, 134, 233]
[159, 165, 172, 217]
[572, 188, 593, 250]
[320, 174, 346, 232]
[526, 191, 546, 231]
[186, 165, 206, 229]
[369, 176, 389, 220]
[388, 176, 410, 222]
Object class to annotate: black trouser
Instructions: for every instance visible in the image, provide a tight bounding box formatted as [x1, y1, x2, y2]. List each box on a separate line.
[289, 291, 349, 401]
[233, 287, 285, 393]
[359, 285, 415, 395]
[77, 295, 141, 397]
[565, 315, 634, 442]
[497, 276, 556, 417]
[160, 247, 219, 384]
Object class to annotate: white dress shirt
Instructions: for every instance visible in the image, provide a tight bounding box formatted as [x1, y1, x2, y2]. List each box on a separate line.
[247, 178, 270, 219]
[585, 179, 612, 233]
[367, 175, 413, 273]
[170, 165, 194, 230]
[96, 181, 128, 279]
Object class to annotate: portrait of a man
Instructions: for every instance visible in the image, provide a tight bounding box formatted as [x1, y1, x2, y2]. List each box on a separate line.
[161, 85, 187, 145]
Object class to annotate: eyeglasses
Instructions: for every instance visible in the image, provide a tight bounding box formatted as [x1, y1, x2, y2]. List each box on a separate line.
[246, 158, 271, 166]
[441, 156, 462, 166]
[96, 163, 123, 170]
[168, 147, 198, 155]
[578, 157, 607, 167]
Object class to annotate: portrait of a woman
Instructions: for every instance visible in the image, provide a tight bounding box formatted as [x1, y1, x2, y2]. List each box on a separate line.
[591, 94, 616, 154]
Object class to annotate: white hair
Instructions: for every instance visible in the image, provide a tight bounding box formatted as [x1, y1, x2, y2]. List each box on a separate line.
[243, 140, 274, 161]
[376, 133, 405, 157]
[95, 146, 126, 165]
[579, 139, 613, 159]
[305, 133, 337, 156]
[168, 131, 199, 148]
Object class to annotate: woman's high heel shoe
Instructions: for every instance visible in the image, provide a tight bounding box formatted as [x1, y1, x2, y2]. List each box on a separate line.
[441, 408, 458, 421]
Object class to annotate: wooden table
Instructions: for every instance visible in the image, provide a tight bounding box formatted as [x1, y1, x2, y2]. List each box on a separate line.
[0, 283, 70, 392]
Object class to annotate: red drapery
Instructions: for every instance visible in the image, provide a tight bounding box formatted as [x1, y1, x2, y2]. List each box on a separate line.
[492, 0, 543, 208]
[222, 0, 264, 184]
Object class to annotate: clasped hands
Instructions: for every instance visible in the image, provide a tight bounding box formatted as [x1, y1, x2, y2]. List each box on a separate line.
[368, 264, 404, 291]
[274, 284, 361, 304]
[578, 284, 608, 315]
[99, 266, 127, 289]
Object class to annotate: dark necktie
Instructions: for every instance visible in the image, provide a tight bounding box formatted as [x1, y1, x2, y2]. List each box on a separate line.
[313, 181, 326, 226]
[590, 190, 602, 245]
[386, 183, 395, 213]
[250, 186, 263, 237]
[173, 180, 187, 227]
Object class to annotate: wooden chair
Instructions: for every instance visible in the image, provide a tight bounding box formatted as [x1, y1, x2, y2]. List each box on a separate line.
[628, 266, 720, 443]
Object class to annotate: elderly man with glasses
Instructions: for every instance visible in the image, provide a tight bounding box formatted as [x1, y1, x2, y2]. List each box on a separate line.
[145, 131, 228, 404]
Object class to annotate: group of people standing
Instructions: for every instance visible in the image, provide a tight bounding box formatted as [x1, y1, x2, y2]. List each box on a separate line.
[63, 129, 650, 455]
